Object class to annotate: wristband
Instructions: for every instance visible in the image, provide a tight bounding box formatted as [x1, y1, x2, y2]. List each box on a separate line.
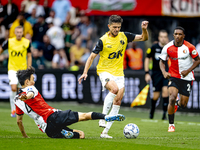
[145, 71, 149, 74]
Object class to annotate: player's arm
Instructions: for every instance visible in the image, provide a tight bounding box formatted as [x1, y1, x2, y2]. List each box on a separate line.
[159, 59, 171, 79]
[17, 115, 29, 138]
[0, 40, 8, 55]
[134, 21, 149, 41]
[78, 39, 102, 84]
[181, 56, 200, 77]
[144, 57, 152, 83]
[27, 43, 32, 68]
[18, 92, 34, 101]
[78, 52, 98, 84]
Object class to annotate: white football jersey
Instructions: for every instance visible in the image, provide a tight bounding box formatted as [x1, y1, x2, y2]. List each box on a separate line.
[14, 98, 47, 133]
[159, 40, 198, 81]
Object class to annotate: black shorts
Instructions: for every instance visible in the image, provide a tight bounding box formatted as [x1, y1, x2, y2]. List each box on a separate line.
[152, 70, 168, 92]
[168, 77, 193, 97]
[45, 110, 79, 138]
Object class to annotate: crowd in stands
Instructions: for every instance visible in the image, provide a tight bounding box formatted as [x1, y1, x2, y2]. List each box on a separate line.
[1, 0, 199, 72]
[0, 0, 96, 71]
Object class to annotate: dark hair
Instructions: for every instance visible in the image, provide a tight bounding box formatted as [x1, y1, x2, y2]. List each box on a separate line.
[17, 67, 35, 86]
[108, 15, 123, 25]
[174, 26, 185, 34]
[159, 29, 168, 34]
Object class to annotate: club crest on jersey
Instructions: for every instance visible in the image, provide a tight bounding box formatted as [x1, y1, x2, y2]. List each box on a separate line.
[107, 45, 112, 48]
[105, 78, 110, 82]
[192, 50, 197, 55]
[183, 49, 187, 54]
[120, 40, 125, 45]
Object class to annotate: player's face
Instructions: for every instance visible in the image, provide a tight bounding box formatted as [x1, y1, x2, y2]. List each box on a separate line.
[15, 28, 23, 40]
[158, 32, 168, 46]
[27, 74, 35, 86]
[173, 29, 185, 46]
[108, 22, 121, 37]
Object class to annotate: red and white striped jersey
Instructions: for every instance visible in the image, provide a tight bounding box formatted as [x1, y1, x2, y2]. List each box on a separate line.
[159, 40, 198, 81]
[15, 86, 58, 132]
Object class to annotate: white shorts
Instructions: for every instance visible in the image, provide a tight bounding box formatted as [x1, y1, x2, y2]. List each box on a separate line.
[99, 72, 125, 91]
[8, 70, 19, 85]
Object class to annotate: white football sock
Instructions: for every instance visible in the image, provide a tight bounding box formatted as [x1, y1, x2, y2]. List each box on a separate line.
[169, 124, 175, 127]
[10, 91, 16, 112]
[102, 105, 120, 134]
[102, 92, 116, 115]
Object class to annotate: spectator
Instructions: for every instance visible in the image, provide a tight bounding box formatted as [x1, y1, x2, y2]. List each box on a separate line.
[27, 8, 37, 26]
[70, 37, 88, 66]
[28, 0, 45, 17]
[196, 39, 200, 56]
[0, 17, 6, 44]
[37, 34, 56, 68]
[31, 47, 45, 69]
[52, 0, 71, 24]
[46, 20, 65, 50]
[45, 9, 62, 27]
[78, 15, 94, 49]
[64, 25, 75, 62]
[52, 50, 69, 69]
[21, 0, 36, 14]
[123, 42, 143, 70]
[2, 0, 19, 29]
[9, 12, 33, 38]
[32, 15, 48, 43]
[68, 7, 81, 26]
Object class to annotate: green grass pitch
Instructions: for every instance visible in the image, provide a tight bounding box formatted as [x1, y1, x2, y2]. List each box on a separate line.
[0, 102, 200, 150]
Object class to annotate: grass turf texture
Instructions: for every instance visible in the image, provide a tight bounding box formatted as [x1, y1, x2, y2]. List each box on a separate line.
[0, 102, 200, 150]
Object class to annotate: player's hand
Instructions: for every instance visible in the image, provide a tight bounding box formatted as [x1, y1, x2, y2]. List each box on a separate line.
[181, 70, 189, 78]
[163, 72, 171, 79]
[145, 73, 151, 84]
[78, 73, 88, 84]
[141, 21, 149, 29]
[18, 94, 27, 101]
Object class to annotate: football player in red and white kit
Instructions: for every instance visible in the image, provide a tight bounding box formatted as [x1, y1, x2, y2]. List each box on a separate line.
[15, 67, 125, 138]
[159, 26, 200, 132]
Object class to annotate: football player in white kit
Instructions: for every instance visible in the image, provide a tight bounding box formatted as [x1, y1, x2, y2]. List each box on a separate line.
[159, 26, 200, 132]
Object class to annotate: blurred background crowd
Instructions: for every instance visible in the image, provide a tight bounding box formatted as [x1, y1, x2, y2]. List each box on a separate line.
[0, 0, 200, 72]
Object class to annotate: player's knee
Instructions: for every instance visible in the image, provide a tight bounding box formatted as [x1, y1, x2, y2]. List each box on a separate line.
[179, 101, 187, 109]
[169, 95, 176, 104]
[110, 87, 119, 95]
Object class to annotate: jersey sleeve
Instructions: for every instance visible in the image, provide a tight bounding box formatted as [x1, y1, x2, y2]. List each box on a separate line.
[25, 86, 38, 98]
[159, 45, 168, 61]
[92, 39, 103, 54]
[189, 45, 198, 59]
[124, 32, 136, 43]
[16, 105, 24, 115]
[2, 40, 8, 50]
[27, 42, 31, 53]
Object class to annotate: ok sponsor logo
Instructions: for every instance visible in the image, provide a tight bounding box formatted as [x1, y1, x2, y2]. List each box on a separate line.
[11, 50, 25, 57]
[108, 49, 123, 59]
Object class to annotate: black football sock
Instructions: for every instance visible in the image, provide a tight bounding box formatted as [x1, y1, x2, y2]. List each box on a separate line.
[91, 112, 106, 120]
[162, 97, 169, 119]
[168, 114, 175, 124]
[150, 99, 157, 119]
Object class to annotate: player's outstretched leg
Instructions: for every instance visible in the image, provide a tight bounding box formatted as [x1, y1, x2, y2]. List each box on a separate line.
[78, 112, 125, 122]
